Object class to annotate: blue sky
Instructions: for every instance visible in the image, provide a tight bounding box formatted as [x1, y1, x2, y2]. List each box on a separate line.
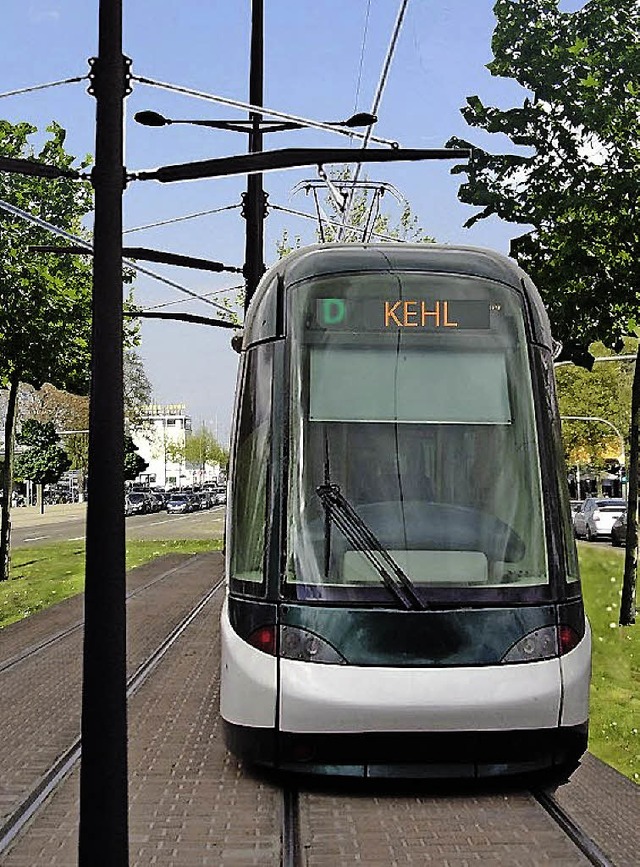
[1, 1, 585, 442]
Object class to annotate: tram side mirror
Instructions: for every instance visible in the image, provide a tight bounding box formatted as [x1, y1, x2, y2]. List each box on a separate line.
[231, 330, 243, 354]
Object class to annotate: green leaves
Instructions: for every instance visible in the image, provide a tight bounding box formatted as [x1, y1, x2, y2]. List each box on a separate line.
[450, 0, 639, 360]
[0, 120, 94, 393]
[14, 419, 70, 486]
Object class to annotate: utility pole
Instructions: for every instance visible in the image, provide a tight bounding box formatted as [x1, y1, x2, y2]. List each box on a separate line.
[243, 0, 266, 313]
[79, 0, 130, 862]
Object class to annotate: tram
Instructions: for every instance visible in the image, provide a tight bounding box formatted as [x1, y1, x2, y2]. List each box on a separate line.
[220, 243, 590, 778]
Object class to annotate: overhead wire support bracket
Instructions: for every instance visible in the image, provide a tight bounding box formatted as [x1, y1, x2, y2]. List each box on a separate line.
[124, 310, 241, 329]
[28, 245, 243, 274]
[0, 156, 87, 181]
[131, 147, 472, 184]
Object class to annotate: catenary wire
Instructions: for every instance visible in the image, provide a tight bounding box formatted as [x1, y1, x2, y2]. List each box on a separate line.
[0, 197, 231, 315]
[353, 0, 373, 116]
[123, 204, 241, 234]
[143, 285, 244, 311]
[0, 76, 87, 100]
[339, 0, 411, 239]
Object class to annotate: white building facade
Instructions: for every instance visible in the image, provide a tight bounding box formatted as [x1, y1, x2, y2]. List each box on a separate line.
[131, 404, 192, 489]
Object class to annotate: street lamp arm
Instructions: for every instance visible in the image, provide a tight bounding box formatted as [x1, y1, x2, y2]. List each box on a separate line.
[133, 75, 397, 147]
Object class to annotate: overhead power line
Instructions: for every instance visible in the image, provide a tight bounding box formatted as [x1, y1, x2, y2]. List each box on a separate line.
[339, 0, 411, 239]
[0, 76, 87, 100]
[0, 197, 231, 315]
[123, 203, 241, 234]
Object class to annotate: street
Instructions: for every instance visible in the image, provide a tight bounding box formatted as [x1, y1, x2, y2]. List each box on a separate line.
[9, 502, 225, 547]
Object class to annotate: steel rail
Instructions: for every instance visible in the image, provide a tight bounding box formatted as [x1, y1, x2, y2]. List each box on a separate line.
[281, 787, 302, 867]
[0, 576, 225, 856]
[533, 788, 615, 867]
[0, 554, 204, 675]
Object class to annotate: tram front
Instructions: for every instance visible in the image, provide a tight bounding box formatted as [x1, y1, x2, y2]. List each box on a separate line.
[221, 244, 590, 778]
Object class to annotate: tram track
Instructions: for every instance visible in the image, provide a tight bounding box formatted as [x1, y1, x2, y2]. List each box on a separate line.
[0, 574, 225, 858]
[279, 777, 617, 867]
[533, 786, 615, 867]
[0, 554, 204, 675]
[281, 786, 302, 867]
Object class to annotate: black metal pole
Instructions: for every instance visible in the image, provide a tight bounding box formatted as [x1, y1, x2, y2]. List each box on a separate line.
[243, 0, 265, 313]
[78, 0, 129, 862]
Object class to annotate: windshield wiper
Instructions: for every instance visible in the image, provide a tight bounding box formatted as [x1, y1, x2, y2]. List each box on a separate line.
[316, 483, 423, 610]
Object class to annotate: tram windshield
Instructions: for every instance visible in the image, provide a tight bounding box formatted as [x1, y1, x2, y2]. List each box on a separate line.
[285, 272, 549, 604]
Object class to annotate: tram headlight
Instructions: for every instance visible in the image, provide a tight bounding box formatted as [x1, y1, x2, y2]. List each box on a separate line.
[501, 624, 582, 663]
[280, 625, 347, 664]
[501, 626, 558, 663]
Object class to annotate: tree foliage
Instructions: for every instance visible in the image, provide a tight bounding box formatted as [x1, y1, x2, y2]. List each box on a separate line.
[0, 120, 94, 393]
[124, 435, 149, 482]
[556, 341, 636, 465]
[14, 419, 70, 487]
[447, 0, 639, 354]
[447, 0, 639, 622]
[123, 350, 153, 429]
[165, 424, 228, 476]
[0, 120, 95, 577]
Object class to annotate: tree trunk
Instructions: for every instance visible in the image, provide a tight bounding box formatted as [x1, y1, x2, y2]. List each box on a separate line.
[619, 344, 639, 625]
[38, 483, 45, 515]
[1, 374, 20, 581]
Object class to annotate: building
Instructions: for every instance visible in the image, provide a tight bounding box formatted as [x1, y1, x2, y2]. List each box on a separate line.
[131, 404, 192, 489]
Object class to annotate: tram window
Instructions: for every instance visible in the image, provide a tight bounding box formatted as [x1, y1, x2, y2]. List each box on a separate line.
[309, 348, 511, 424]
[286, 274, 549, 601]
[230, 344, 273, 587]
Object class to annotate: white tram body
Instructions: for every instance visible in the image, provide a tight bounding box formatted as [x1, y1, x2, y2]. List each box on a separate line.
[220, 244, 590, 778]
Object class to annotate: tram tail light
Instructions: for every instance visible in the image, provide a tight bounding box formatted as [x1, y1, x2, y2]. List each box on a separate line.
[558, 624, 581, 655]
[248, 625, 277, 655]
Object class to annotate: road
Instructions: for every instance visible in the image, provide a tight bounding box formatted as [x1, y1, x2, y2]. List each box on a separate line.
[9, 503, 225, 547]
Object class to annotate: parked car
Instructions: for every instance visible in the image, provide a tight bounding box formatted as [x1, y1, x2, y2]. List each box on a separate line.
[126, 491, 150, 515]
[124, 494, 135, 517]
[212, 485, 227, 506]
[574, 497, 627, 541]
[166, 494, 194, 514]
[570, 500, 583, 527]
[611, 511, 628, 547]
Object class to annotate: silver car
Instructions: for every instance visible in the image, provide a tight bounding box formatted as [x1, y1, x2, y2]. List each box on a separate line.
[574, 497, 626, 541]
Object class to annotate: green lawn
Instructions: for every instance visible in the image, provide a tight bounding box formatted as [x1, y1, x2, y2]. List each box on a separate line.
[0, 538, 221, 629]
[578, 542, 640, 784]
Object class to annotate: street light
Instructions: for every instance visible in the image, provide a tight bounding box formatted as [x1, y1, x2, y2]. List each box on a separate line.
[134, 107, 379, 312]
[134, 109, 378, 134]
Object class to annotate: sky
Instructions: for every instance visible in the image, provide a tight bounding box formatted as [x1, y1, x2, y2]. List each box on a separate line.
[1, 0, 586, 443]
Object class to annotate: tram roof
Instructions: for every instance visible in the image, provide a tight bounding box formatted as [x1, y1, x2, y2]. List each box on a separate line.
[243, 243, 554, 350]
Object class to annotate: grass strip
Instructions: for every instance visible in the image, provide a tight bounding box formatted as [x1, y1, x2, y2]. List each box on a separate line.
[0, 538, 221, 629]
[578, 542, 639, 784]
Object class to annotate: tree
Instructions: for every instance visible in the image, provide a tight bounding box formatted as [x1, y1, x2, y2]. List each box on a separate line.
[0, 120, 94, 579]
[446, 0, 639, 623]
[14, 420, 70, 514]
[123, 349, 153, 430]
[556, 341, 635, 471]
[165, 424, 228, 485]
[124, 436, 149, 482]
